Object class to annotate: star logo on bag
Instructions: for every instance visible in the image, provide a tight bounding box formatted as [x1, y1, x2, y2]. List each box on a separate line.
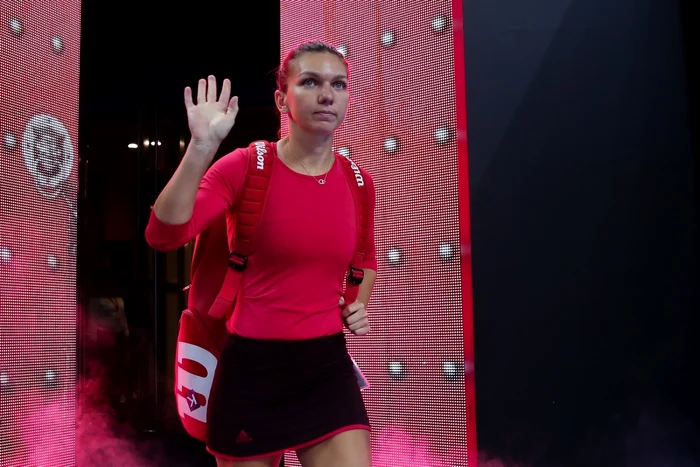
[183, 388, 206, 412]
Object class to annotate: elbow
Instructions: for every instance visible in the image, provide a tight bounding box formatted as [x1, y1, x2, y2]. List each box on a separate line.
[144, 208, 193, 251]
[144, 225, 183, 252]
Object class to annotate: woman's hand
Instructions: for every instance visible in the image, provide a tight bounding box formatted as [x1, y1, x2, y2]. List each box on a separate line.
[339, 296, 370, 336]
[184, 75, 239, 154]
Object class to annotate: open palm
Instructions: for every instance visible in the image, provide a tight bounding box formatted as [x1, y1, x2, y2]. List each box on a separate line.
[184, 75, 239, 146]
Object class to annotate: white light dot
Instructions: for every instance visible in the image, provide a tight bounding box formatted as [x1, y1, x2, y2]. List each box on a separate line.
[0, 372, 8, 386]
[338, 147, 350, 158]
[128, 143, 138, 149]
[435, 126, 451, 144]
[0, 247, 11, 264]
[336, 44, 348, 57]
[388, 361, 404, 378]
[439, 242, 455, 261]
[381, 30, 395, 47]
[387, 248, 401, 265]
[3, 133, 16, 150]
[383, 137, 398, 153]
[47, 255, 58, 269]
[9, 18, 22, 35]
[51, 36, 63, 53]
[45, 369, 58, 388]
[432, 15, 448, 33]
[443, 361, 462, 380]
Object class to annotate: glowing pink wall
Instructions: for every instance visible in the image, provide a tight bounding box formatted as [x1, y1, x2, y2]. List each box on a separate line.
[280, 2, 476, 465]
[0, 1, 80, 465]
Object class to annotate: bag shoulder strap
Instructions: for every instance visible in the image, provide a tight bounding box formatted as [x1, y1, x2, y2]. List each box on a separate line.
[229, 140, 276, 261]
[336, 153, 371, 299]
[207, 140, 275, 319]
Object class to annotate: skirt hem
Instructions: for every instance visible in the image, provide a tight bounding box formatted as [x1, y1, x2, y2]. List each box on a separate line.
[206, 424, 371, 461]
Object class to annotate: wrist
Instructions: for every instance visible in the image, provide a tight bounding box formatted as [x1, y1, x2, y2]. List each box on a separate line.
[182, 144, 216, 176]
[188, 139, 219, 156]
[185, 140, 218, 164]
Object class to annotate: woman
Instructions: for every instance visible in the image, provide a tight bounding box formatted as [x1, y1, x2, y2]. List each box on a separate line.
[145, 41, 377, 467]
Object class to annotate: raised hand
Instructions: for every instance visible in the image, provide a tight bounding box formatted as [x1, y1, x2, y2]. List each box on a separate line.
[184, 75, 239, 149]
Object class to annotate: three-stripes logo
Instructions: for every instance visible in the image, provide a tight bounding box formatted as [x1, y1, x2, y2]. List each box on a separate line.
[236, 430, 253, 443]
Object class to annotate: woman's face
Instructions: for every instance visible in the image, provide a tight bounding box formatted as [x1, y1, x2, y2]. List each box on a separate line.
[276, 52, 349, 135]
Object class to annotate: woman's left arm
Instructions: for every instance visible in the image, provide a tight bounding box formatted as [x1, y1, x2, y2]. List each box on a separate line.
[342, 169, 378, 335]
[356, 269, 377, 307]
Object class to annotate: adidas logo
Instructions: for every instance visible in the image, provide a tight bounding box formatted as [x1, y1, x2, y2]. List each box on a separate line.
[236, 430, 253, 443]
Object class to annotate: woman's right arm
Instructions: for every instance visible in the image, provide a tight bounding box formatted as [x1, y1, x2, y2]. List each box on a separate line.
[152, 142, 218, 225]
[144, 144, 247, 251]
[144, 75, 240, 251]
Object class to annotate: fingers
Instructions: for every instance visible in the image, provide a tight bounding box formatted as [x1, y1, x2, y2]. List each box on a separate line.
[344, 310, 365, 326]
[196, 78, 206, 105]
[342, 302, 366, 324]
[347, 315, 370, 335]
[338, 296, 345, 307]
[184, 86, 194, 109]
[352, 323, 370, 336]
[193, 76, 235, 109]
[342, 301, 369, 335]
[207, 75, 217, 103]
[347, 314, 369, 329]
[219, 78, 231, 105]
[228, 96, 239, 116]
[341, 301, 363, 318]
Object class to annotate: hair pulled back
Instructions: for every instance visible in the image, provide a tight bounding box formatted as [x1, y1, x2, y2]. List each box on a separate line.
[276, 41, 349, 92]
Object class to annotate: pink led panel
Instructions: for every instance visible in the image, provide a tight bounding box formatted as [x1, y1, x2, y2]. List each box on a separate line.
[0, 1, 80, 465]
[281, 1, 476, 465]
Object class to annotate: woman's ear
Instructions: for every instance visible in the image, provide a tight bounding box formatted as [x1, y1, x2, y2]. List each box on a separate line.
[274, 89, 288, 114]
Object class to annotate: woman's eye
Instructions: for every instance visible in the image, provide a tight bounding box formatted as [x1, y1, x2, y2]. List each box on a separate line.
[302, 79, 346, 89]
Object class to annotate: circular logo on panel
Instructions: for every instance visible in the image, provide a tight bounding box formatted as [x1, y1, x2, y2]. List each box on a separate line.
[22, 114, 74, 199]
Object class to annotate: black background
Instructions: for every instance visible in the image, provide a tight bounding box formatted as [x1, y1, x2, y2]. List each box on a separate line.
[464, 0, 698, 465]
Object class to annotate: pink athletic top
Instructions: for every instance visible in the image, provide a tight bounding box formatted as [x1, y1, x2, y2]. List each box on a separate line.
[145, 143, 377, 340]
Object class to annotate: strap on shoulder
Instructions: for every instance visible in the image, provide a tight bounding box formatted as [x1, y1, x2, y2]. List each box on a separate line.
[337, 153, 371, 302]
[229, 140, 275, 263]
[207, 141, 275, 319]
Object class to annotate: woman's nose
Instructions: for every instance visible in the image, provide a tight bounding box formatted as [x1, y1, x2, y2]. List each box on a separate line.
[318, 84, 334, 104]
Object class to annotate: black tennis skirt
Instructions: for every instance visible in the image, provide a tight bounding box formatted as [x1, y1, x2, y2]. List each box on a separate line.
[206, 332, 370, 461]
